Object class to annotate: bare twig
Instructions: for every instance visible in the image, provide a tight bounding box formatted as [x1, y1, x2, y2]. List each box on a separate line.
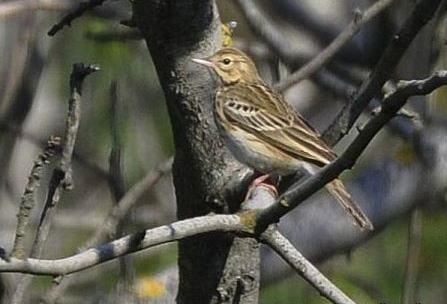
[322, 0, 443, 145]
[261, 228, 356, 304]
[274, 0, 395, 91]
[256, 71, 447, 231]
[10, 63, 98, 304]
[402, 209, 422, 304]
[47, 0, 109, 36]
[11, 136, 61, 259]
[0, 214, 249, 275]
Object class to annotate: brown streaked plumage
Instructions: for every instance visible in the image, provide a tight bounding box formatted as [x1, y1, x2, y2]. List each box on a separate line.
[192, 47, 373, 230]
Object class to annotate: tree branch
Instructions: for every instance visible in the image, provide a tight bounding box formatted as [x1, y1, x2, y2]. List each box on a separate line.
[10, 63, 98, 304]
[0, 214, 250, 276]
[261, 228, 356, 304]
[3, 186, 360, 304]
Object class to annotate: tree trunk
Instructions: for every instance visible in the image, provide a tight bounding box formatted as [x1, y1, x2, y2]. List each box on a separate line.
[132, 1, 259, 303]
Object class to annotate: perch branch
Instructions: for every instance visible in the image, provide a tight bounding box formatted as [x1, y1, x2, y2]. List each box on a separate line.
[3, 186, 358, 304]
[0, 215, 249, 275]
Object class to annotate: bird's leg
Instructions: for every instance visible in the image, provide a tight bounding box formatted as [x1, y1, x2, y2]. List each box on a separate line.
[245, 173, 278, 201]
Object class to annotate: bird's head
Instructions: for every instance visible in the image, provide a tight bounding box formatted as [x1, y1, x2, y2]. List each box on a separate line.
[192, 48, 261, 85]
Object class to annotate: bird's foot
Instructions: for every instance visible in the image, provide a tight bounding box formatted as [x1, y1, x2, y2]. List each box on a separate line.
[245, 174, 278, 201]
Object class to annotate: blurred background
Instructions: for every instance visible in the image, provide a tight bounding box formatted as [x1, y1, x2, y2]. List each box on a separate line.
[0, 0, 446, 303]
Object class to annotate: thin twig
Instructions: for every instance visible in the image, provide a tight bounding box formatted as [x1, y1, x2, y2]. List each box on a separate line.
[274, 0, 395, 91]
[402, 209, 422, 304]
[10, 63, 98, 304]
[11, 136, 61, 259]
[256, 71, 447, 231]
[261, 228, 356, 304]
[0, 214, 249, 275]
[322, 0, 443, 145]
[47, 0, 109, 36]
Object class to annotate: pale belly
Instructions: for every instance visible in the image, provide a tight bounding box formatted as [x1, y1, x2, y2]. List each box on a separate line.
[219, 125, 312, 176]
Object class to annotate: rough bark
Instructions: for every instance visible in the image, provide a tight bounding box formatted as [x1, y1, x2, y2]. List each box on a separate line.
[131, 1, 257, 303]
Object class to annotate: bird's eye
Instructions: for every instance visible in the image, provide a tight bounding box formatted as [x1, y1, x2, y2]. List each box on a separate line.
[222, 58, 231, 65]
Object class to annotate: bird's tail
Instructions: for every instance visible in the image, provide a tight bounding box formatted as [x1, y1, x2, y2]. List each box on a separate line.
[325, 179, 374, 231]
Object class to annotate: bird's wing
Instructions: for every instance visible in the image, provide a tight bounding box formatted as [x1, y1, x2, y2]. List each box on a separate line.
[222, 83, 336, 166]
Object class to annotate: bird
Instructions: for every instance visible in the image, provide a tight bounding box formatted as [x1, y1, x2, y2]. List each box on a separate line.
[192, 47, 373, 231]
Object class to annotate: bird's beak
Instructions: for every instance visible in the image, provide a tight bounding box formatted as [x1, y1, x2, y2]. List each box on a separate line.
[192, 58, 215, 67]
